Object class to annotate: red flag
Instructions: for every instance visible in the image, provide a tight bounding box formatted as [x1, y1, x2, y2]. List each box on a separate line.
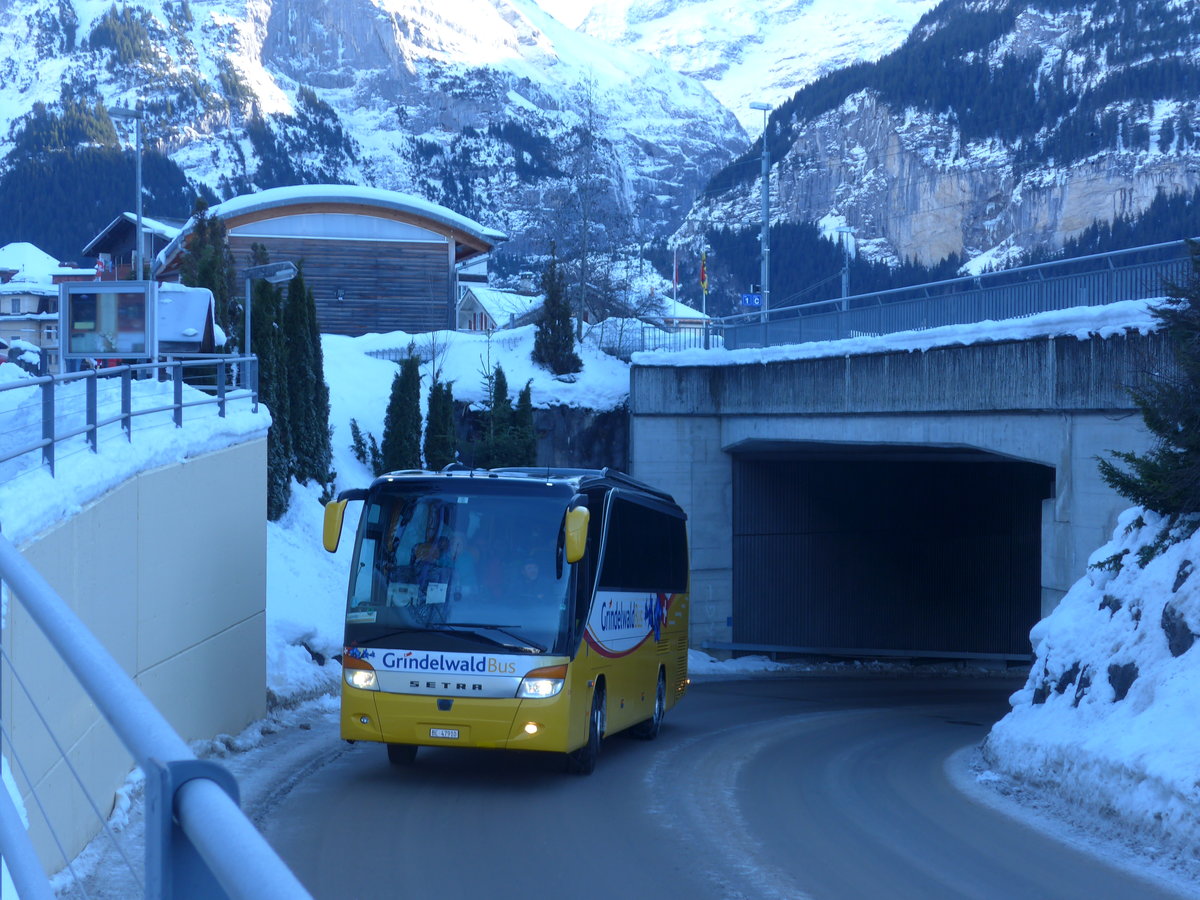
[700, 252, 708, 296]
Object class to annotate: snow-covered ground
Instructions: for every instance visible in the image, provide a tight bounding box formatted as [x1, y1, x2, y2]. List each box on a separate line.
[3, 301, 1198, 893]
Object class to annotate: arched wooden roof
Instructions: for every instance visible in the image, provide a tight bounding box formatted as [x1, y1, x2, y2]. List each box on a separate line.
[154, 185, 506, 276]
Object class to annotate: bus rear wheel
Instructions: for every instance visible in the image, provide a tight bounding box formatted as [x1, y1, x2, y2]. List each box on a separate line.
[386, 743, 418, 766]
[566, 685, 604, 775]
[631, 669, 666, 740]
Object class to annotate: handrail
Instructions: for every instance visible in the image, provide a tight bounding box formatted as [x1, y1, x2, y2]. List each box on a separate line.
[0, 535, 311, 898]
[0, 355, 258, 480]
[715, 237, 1195, 326]
[712, 237, 1193, 350]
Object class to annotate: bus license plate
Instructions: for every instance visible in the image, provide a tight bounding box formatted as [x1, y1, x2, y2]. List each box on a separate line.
[430, 728, 459, 739]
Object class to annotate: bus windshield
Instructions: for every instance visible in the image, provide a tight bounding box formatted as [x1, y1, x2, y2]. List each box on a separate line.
[344, 485, 573, 655]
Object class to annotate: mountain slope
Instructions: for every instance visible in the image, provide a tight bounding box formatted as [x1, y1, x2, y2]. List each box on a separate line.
[578, 0, 940, 133]
[0, 0, 745, 262]
[678, 0, 1200, 270]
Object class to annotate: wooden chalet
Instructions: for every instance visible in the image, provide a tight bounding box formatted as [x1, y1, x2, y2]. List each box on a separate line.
[154, 186, 506, 337]
[84, 213, 185, 280]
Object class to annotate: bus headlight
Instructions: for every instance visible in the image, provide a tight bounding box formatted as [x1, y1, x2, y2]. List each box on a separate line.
[517, 664, 567, 699]
[343, 660, 379, 691]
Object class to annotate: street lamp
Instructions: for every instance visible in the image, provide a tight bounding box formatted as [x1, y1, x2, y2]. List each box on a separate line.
[837, 225, 856, 307]
[242, 261, 299, 360]
[750, 101, 772, 326]
[109, 106, 143, 279]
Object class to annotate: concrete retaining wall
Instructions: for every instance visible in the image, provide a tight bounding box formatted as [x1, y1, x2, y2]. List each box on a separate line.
[3, 437, 267, 869]
[630, 333, 1162, 651]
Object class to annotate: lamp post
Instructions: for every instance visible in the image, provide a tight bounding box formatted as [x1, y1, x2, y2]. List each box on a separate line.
[750, 101, 772, 326]
[109, 106, 143, 279]
[242, 261, 299, 358]
[242, 261, 298, 398]
[836, 225, 855, 308]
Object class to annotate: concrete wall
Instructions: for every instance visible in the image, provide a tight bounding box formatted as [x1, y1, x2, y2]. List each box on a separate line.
[630, 333, 1163, 650]
[2, 438, 267, 869]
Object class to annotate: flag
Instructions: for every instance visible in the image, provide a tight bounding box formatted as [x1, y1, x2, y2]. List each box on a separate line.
[700, 252, 708, 297]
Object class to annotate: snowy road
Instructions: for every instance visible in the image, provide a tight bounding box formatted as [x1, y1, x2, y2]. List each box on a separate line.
[252, 675, 1195, 900]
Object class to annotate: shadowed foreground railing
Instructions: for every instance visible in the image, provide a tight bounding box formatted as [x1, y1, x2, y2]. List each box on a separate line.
[0, 514, 310, 898]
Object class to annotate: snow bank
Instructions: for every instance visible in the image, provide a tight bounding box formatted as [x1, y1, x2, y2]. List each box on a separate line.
[985, 508, 1200, 851]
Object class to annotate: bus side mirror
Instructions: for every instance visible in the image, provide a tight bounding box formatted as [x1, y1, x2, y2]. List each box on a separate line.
[565, 506, 589, 564]
[323, 500, 348, 553]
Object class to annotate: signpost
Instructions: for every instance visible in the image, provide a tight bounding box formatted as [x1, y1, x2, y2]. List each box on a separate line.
[59, 281, 156, 365]
[740, 292, 763, 308]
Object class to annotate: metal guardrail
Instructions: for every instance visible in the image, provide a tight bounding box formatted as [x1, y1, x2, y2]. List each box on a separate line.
[715, 239, 1194, 350]
[0, 536, 310, 898]
[0, 355, 257, 482]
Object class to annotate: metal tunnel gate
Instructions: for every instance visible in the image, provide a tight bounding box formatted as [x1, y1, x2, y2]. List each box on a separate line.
[731, 448, 1055, 659]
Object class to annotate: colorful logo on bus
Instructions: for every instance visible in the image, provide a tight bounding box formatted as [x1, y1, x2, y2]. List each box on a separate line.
[587, 591, 674, 657]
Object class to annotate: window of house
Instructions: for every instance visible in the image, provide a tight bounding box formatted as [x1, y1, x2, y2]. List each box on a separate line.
[9, 299, 19, 314]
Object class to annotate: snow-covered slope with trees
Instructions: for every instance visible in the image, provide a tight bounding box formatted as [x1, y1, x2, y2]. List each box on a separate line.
[679, 0, 1200, 270]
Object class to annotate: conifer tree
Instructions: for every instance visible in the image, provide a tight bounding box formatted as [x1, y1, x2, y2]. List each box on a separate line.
[1099, 244, 1200, 517]
[514, 380, 537, 466]
[249, 245, 292, 520]
[381, 352, 422, 473]
[424, 379, 458, 471]
[178, 200, 238, 347]
[532, 244, 582, 376]
[281, 267, 332, 484]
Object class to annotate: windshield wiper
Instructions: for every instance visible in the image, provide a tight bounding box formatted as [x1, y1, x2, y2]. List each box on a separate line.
[352, 627, 428, 645]
[440, 622, 546, 654]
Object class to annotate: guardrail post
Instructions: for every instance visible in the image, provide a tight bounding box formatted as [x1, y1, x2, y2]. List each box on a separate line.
[145, 758, 240, 900]
[86, 372, 98, 453]
[250, 357, 259, 414]
[122, 368, 133, 441]
[40, 377, 54, 476]
[173, 364, 183, 428]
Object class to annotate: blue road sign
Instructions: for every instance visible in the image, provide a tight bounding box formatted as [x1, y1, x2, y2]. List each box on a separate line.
[740, 292, 762, 307]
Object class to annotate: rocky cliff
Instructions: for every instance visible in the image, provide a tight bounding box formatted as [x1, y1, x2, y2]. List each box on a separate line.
[677, 0, 1200, 270]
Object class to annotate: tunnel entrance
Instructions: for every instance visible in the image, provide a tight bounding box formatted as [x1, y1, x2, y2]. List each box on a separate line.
[731, 443, 1055, 659]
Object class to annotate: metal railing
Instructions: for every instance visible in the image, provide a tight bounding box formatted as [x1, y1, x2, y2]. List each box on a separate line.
[716, 238, 1195, 350]
[0, 355, 257, 484]
[0, 535, 310, 898]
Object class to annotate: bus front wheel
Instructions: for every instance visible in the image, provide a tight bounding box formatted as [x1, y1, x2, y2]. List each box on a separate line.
[631, 668, 666, 740]
[387, 743, 418, 766]
[566, 685, 604, 775]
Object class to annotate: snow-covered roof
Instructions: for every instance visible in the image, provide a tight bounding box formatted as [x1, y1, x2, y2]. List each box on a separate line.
[649, 296, 709, 321]
[0, 281, 57, 297]
[0, 242, 60, 283]
[157, 283, 213, 345]
[83, 213, 184, 256]
[463, 287, 542, 325]
[155, 185, 507, 274]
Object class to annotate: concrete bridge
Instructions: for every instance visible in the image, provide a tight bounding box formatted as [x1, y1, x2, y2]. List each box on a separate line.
[629, 329, 1168, 661]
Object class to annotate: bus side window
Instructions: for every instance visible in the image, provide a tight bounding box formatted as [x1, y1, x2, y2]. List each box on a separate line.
[598, 498, 688, 594]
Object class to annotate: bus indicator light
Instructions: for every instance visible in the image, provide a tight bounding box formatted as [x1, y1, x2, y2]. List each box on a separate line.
[523, 722, 540, 735]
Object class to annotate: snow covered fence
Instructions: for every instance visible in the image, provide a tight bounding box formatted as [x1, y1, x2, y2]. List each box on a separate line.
[0, 356, 257, 486]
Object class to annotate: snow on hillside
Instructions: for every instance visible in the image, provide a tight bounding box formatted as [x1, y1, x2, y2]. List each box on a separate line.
[985, 507, 1200, 858]
[576, 0, 939, 132]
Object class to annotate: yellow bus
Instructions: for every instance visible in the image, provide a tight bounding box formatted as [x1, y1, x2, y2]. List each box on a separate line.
[322, 466, 689, 774]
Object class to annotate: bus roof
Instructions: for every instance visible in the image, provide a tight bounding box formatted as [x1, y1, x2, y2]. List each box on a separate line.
[353, 466, 684, 518]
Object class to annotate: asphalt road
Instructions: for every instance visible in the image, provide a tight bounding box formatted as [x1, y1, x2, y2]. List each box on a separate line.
[258, 675, 1194, 900]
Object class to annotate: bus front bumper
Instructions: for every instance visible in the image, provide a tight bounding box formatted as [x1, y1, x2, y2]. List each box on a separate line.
[341, 685, 582, 753]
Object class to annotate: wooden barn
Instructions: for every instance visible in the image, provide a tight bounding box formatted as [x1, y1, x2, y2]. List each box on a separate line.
[154, 185, 505, 336]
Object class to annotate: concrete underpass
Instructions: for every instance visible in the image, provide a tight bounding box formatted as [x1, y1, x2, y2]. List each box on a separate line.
[629, 332, 1167, 659]
[730, 444, 1054, 659]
